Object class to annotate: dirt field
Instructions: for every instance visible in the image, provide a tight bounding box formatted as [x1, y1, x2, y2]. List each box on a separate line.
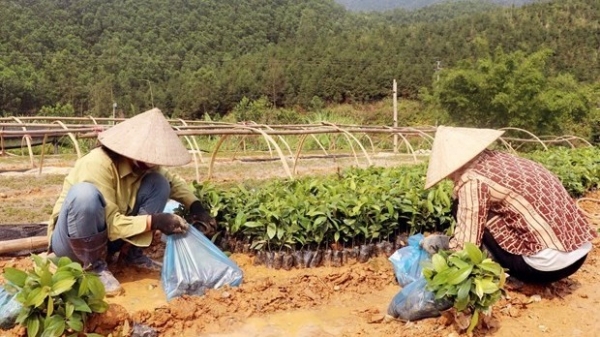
[1, 154, 599, 337]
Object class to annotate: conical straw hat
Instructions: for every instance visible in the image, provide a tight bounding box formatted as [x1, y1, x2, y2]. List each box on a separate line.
[98, 108, 191, 166]
[424, 126, 504, 189]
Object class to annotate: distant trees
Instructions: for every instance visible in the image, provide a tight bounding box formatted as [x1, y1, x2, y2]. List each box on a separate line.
[0, 0, 598, 122]
[427, 48, 595, 135]
[336, 0, 537, 12]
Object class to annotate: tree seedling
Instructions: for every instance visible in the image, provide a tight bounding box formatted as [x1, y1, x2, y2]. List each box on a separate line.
[3, 254, 108, 337]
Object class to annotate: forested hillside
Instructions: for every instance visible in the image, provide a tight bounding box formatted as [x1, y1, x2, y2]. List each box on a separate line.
[335, 0, 536, 12]
[0, 0, 598, 122]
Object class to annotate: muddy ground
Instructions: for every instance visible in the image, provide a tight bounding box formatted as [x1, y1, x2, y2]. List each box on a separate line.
[1, 154, 599, 337]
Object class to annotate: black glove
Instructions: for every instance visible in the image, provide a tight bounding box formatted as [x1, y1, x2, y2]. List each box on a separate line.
[150, 213, 189, 235]
[420, 234, 451, 255]
[188, 200, 217, 236]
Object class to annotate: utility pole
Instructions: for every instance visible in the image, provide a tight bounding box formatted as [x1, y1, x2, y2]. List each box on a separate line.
[393, 79, 398, 153]
[435, 61, 442, 126]
[435, 60, 442, 82]
[146, 79, 155, 108]
[112, 102, 117, 125]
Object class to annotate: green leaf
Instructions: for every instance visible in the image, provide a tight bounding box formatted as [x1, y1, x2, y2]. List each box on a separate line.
[51, 278, 76, 296]
[266, 223, 277, 240]
[39, 268, 53, 288]
[41, 315, 65, 337]
[276, 227, 285, 240]
[429, 267, 454, 286]
[464, 242, 483, 264]
[66, 295, 92, 313]
[52, 270, 74, 283]
[434, 286, 448, 299]
[477, 260, 503, 275]
[31, 254, 47, 268]
[455, 292, 470, 311]
[63, 262, 83, 272]
[314, 216, 327, 226]
[478, 278, 500, 294]
[75, 301, 91, 313]
[57, 256, 73, 268]
[243, 221, 263, 228]
[78, 276, 89, 297]
[26, 287, 49, 308]
[66, 302, 75, 319]
[26, 316, 40, 337]
[446, 265, 473, 285]
[67, 316, 83, 332]
[86, 275, 106, 299]
[16, 308, 31, 324]
[88, 299, 109, 313]
[467, 310, 480, 335]
[456, 278, 472, 302]
[474, 278, 485, 299]
[46, 296, 54, 317]
[421, 267, 434, 280]
[431, 254, 448, 273]
[447, 256, 470, 269]
[3, 268, 28, 287]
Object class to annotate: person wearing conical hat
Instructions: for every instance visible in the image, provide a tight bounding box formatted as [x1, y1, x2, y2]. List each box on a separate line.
[421, 126, 596, 284]
[47, 108, 217, 296]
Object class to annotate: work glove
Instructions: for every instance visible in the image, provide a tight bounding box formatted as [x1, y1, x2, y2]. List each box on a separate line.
[188, 200, 217, 237]
[420, 234, 450, 255]
[150, 213, 189, 235]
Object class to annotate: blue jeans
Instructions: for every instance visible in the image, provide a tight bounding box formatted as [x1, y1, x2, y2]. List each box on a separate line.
[51, 171, 170, 261]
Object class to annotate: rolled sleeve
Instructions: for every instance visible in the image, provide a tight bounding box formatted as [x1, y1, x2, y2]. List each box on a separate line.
[450, 179, 490, 250]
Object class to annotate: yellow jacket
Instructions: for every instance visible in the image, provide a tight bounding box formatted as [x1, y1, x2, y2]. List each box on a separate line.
[48, 147, 198, 247]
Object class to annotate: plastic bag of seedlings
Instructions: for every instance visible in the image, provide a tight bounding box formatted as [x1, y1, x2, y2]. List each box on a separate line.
[388, 233, 428, 287]
[0, 287, 22, 329]
[162, 225, 244, 301]
[387, 278, 452, 321]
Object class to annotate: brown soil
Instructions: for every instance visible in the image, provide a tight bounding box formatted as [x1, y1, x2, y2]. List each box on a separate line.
[1, 156, 599, 337]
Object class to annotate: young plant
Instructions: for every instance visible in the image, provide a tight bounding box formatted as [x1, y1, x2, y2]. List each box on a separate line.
[422, 243, 505, 335]
[2, 254, 109, 337]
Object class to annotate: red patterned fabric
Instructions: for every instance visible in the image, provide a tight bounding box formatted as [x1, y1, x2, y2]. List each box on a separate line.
[450, 150, 597, 255]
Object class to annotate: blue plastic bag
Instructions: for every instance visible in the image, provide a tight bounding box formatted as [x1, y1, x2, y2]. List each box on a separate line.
[0, 287, 22, 329]
[387, 277, 452, 321]
[164, 200, 182, 214]
[161, 223, 243, 301]
[388, 233, 428, 287]
[387, 234, 452, 321]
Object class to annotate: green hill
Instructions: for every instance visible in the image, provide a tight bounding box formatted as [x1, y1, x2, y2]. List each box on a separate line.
[335, 0, 537, 12]
[0, 0, 598, 120]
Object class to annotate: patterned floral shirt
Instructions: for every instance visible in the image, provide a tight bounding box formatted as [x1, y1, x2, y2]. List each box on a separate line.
[450, 150, 597, 256]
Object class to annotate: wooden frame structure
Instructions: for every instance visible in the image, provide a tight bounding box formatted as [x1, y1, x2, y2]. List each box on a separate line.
[0, 117, 592, 180]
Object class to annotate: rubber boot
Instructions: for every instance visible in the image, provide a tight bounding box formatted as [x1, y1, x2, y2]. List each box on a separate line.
[69, 231, 123, 297]
[123, 246, 163, 272]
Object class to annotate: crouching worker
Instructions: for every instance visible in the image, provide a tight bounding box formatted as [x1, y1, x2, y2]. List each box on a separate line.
[47, 108, 217, 296]
[421, 126, 596, 285]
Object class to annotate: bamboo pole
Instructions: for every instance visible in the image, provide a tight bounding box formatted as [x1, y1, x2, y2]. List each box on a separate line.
[0, 236, 48, 255]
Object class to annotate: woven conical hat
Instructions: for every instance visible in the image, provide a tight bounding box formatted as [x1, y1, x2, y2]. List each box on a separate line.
[98, 108, 191, 166]
[424, 126, 504, 189]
